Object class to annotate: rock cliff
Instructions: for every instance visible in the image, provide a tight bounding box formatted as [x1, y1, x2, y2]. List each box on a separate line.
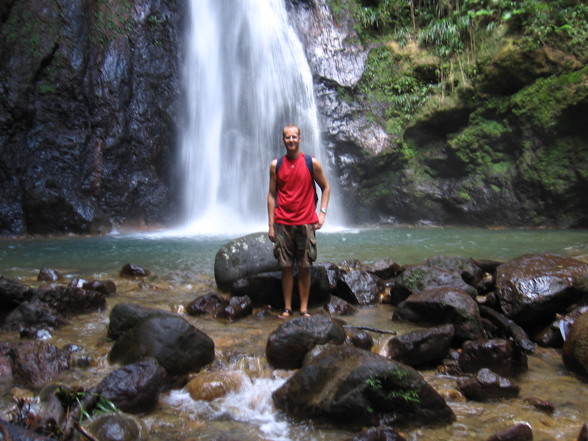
[0, 0, 586, 235]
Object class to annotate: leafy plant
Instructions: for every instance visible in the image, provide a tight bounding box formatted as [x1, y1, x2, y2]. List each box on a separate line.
[56, 387, 120, 424]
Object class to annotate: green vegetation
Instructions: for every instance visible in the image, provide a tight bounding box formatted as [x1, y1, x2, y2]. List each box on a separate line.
[366, 368, 421, 404]
[56, 387, 120, 423]
[330, 0, 588, 140]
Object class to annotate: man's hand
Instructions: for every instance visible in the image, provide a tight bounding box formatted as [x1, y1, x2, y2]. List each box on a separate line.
[268, 224, 276, 242]
[314, 212, 326, 230]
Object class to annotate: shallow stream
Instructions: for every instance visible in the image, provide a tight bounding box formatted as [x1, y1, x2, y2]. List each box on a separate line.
[1, 226, 588, 440]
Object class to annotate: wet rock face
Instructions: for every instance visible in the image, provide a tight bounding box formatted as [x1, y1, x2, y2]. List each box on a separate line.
[108, 314, 215, 376]
[265, 314, 347, 369]
[495, 253, 588, 332]
[0, 0, 185, 234]
[272, 344, 455, 428]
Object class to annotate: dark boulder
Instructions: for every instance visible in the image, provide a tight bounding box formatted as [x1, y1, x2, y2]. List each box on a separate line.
[578, 423, 588, 441]
[324, 296, 358, 315]
[34, 284, 106, 316]
[107, 303, 177, 340]
[478, 305, 536, 354]
[119, 264, 151, 279]
[534, 305, 588, 349]
[83, 279, 116, 296]
[224, 295, 253, 321]
[392, 265, 477, 304]
[333, 270, 386, 306]
[562, 311, 588, 377]
[393, 287, 485, 344]
[495, 253, 588, 332]
[522, 397, 555, 414]
[0, 276, 33, 311]
[315, 262, 345, 290]
[365, 259, 404, 280]
[214, 232, 280, 291]
[86, 414, 143, 441]
[97, 357, 166, 414]
[345, 327, 374, 351]
[424, 255, 484, 288]
[343, 425, 407, 441]
[229, 271, 282, 306]
[266, 314, 346, 369]
[230, 266, 330, 309]
[37, 268, 64, 282]
[272, 344, 455, 428]
[185, 292, 229, 318]
[486, 423, 533, 441]
[384, 324, 454, 368]
[10, 341, 69, 388]
[108, 315, 215, 376]
[3, 299, 67, 332]
[459, 338, 527, 377]
[457, 368, 520, 401]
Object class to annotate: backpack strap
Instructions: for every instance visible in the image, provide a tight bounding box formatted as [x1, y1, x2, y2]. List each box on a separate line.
[305, 155, 319, 207]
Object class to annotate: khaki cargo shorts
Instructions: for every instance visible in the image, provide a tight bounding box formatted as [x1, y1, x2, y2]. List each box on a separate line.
[273, 223, 317, 268]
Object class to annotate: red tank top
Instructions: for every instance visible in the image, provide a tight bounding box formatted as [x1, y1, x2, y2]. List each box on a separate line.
[274, 154, 318, 225]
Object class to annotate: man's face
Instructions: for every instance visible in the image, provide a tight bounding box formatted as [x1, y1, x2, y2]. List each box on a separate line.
[282, 127, 300, 153]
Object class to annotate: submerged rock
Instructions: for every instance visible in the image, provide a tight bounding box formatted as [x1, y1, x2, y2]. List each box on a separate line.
[457, 368, 520, 401]
[486, 422, 533, 441]
[86, 414, 143, 441]
[186, 370, 249, 401]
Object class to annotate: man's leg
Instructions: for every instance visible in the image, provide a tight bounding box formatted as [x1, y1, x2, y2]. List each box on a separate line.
[280, 266, 294, 317]
[298, 266, 311, 314]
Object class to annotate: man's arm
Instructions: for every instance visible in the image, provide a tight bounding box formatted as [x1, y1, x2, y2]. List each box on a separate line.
[312, 158, 330, 230]
[267, 159, 278, 242]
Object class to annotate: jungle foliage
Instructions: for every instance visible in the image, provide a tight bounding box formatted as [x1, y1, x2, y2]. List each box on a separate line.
[330, 0, 588, 134]
[328, 0, 588, 227]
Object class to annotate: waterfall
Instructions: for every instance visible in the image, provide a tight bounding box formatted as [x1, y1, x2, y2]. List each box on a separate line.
[178, 0, 336, 235]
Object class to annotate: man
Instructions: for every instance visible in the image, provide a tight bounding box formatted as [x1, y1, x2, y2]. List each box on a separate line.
[267, 124, 330, 319]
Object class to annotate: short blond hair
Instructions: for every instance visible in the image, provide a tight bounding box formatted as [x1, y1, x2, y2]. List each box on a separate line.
[282, 124, 301, 138]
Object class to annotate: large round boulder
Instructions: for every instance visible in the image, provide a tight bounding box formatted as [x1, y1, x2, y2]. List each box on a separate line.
[272, 344, 455, 428]
[214, 232, 280, 291]
[107, 303, 177, 340]
[108, 315, 215, 376]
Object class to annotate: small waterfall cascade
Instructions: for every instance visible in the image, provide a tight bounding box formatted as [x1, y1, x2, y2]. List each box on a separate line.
[178, 0, 340, 235]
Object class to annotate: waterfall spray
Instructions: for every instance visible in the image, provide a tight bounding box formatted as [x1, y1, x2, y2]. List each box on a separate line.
[178, 0, 339, 235]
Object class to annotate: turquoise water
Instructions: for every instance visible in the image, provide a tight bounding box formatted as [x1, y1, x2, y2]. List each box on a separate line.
[1, 227, 587, 281]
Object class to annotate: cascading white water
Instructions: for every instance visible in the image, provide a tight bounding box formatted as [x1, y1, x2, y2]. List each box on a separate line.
[179, 0, 337, 235]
